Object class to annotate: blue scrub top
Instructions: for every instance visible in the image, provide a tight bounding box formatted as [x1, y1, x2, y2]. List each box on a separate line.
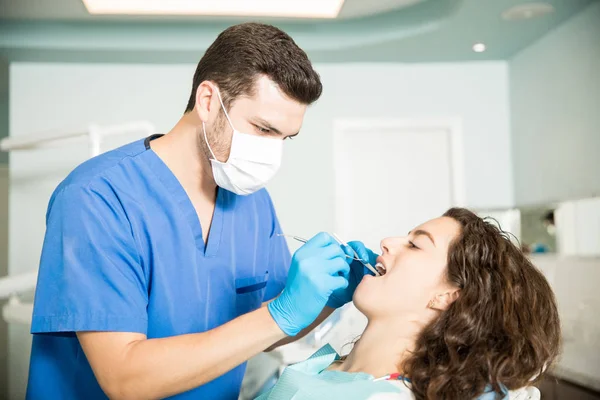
[26, 135, 291, 400]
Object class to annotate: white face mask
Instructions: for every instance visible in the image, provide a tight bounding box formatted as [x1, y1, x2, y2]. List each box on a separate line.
[202, 89, 283, 195]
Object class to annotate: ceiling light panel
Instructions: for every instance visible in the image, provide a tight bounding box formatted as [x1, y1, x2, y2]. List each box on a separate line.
[472, 43, 486, 53]
[82, 0, 346, 18]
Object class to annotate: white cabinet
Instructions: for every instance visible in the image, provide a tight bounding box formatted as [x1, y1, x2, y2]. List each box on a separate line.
[556, 197, 600, 256]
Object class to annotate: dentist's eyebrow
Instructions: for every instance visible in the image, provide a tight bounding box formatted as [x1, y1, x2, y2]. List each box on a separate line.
[409, 229, 436, 247]
[253, 117, 299, 137]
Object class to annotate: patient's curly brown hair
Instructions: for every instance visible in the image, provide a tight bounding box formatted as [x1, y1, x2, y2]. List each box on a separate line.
[403, 208, 561, 399]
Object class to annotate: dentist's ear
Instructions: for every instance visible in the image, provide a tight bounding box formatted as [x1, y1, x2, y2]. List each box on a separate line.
[195, 81, 218, 123]
[428, 290, 460, 311]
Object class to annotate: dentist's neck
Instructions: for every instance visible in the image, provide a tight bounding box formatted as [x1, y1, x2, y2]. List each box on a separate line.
[152, 112, 217, 198]
[336, 314, 427, 379]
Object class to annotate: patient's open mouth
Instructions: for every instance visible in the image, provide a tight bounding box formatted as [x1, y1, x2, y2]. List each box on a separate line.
[375, 262, 386, 276]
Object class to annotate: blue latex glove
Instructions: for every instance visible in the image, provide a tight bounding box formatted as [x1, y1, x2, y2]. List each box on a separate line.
[268, 232, 351, 336]
[326, 241, 379, 309]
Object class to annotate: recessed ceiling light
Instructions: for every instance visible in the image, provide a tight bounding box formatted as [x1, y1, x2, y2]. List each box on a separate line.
[502, 2, 555, 20]
[473, 43, 486, 53]
[81, 0, 346, 18]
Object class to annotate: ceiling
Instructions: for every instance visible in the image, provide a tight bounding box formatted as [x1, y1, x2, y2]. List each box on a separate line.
[0, 0, 596, 63]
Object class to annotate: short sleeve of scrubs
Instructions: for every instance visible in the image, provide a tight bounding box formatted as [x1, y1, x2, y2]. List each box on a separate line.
[262, 192, 291, 302]
[31, 182, 148, 335]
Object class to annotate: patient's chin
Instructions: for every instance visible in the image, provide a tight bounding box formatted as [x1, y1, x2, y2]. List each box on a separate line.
[353, 279, 378, 316]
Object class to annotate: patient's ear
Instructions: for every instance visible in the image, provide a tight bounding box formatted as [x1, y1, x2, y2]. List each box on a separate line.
[429, 289, 460, 311]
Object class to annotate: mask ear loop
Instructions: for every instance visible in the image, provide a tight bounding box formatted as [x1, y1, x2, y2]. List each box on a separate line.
[202, 85, 235, 162]
[214, 87, 236, 131]
[202, 121, 218, 161]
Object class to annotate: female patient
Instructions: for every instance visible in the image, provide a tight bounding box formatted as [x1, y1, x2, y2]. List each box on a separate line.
[258, 208, 561, 400]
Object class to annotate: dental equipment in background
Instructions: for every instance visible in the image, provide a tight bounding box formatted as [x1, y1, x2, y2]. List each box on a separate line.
[277, 233, 380, 277]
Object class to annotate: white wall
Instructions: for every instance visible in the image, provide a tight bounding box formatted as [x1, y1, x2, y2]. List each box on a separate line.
[8, 61, 511, 398]
[556, 197, 600, 257]
[0, 61, 8, 164]
[0, 165, 9, 400]
[533, 255, 600, 392]
[283, 62, 512, 238]
[510, 2, 600, 206]
[0, 59, 9, 399]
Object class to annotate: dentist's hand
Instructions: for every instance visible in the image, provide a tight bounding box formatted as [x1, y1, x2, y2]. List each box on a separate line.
[268, 233, 350, 336]
[348, 241, 379, 267]
[326, 241, 379, 309]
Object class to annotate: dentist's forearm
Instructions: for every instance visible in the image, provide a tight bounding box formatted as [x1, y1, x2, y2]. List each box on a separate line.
[265, 306, 335, 351]
[78, 307, 286, 400]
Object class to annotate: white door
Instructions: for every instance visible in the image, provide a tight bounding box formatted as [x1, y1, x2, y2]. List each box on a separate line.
[334, 121, 458, 251]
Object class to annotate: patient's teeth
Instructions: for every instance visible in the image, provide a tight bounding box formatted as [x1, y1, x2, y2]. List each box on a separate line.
[375, 262, 386, 275]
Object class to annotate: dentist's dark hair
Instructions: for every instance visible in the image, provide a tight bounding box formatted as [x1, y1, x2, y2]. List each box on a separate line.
[403, 208, 561, 399]
[185, 22, 322, 112]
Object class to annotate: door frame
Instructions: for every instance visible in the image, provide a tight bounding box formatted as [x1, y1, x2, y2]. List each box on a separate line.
[332, 117, 467, 235]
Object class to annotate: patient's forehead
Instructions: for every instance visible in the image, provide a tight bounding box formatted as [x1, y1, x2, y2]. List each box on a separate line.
[414, 217, 461, 249]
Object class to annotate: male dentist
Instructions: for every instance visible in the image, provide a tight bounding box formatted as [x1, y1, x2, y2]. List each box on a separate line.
[26, 23, 377, 400]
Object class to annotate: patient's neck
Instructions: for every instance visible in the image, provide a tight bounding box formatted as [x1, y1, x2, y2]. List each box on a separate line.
[335, 314, 428, 379]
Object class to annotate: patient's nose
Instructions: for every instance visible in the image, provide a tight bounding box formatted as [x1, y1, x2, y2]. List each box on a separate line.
[380, 236, 405, 255]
